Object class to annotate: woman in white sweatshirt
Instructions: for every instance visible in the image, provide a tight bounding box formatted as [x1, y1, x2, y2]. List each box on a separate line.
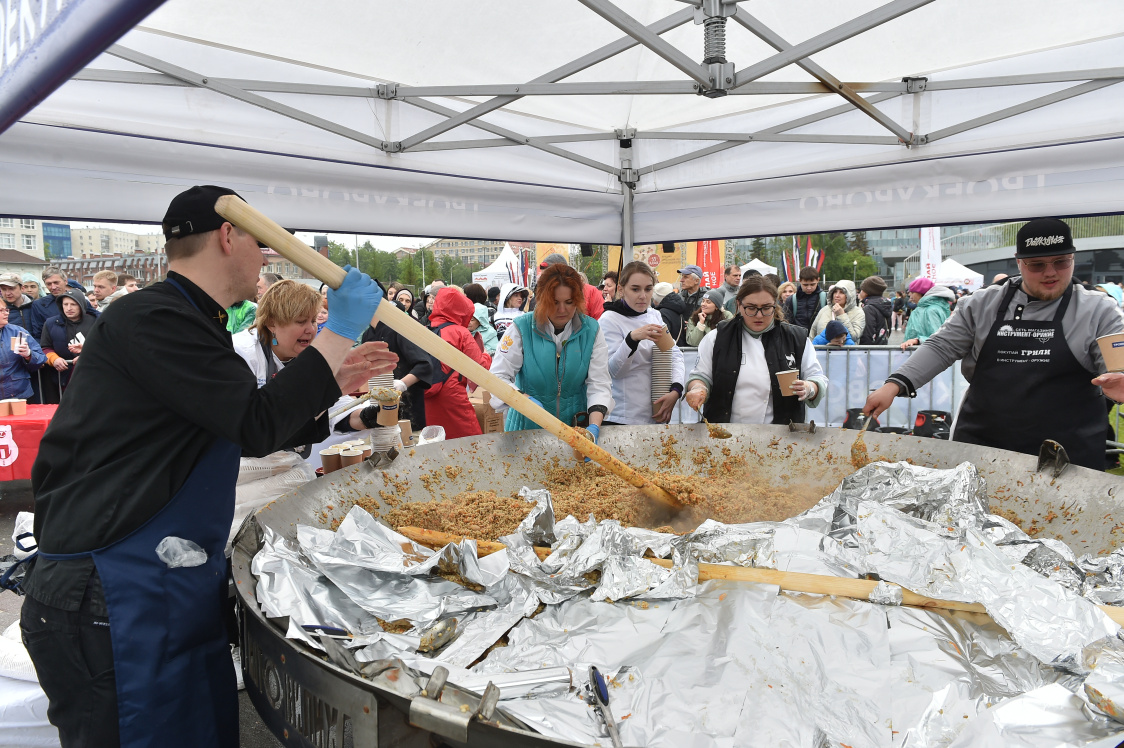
[598, 261, 684, 424]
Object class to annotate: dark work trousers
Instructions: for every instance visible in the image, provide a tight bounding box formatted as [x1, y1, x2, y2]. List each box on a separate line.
[21, 591, 120, 747]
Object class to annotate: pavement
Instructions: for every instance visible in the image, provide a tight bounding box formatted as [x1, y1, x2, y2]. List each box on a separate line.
[0, 482, 282, 747]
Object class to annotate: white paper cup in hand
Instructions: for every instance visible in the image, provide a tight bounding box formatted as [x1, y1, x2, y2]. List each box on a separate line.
[775, 369, 800, 395]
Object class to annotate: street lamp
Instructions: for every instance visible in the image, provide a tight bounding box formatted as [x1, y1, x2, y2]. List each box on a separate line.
[852, 259, 857, 283]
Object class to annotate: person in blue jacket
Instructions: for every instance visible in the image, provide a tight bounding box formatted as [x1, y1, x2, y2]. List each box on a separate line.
[0, 305, 46, 400]
[813, 319, 855, 347]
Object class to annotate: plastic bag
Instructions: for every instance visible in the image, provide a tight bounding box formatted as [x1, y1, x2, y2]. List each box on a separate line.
[416, 425, 446, 445]
[155, 536, 207, 568]
[11, 512, 35, 560]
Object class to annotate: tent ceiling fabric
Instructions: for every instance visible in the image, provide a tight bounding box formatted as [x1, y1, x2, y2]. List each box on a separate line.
[1, 0, 1123, 244]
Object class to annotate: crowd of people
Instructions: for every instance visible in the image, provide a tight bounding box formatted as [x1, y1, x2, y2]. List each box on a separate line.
[12, 186, 1124, 748]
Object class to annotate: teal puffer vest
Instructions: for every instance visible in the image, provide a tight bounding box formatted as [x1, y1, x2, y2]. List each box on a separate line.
[505, 313, 598, 431]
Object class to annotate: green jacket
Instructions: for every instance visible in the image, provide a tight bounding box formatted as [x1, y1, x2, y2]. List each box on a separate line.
[903, 292, 952, 343]
[225, 300, 257, 334]
[505, 313, 598, 431]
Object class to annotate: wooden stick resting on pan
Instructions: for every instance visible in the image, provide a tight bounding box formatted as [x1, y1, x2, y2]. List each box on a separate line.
[396, 526, 1124, 627]
[213, 195, 682, 512]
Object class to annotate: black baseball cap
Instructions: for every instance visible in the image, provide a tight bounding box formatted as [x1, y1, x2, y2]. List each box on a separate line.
[1016, 218, 1075, 258]
[162, 185, 266, 247]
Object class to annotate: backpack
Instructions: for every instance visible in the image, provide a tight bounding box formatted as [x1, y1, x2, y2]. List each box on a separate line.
[860, 301, 891, 345]
[788, 290, 826, 324]
[428, 321, 464, 386]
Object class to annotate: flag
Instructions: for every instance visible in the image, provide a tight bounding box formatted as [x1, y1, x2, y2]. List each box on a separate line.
[781, 251, 792, 282]
[697, 240, 724, 289]
[792, 241, 801, 282]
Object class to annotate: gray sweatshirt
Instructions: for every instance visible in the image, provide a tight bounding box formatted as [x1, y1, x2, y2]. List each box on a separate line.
[891, 279, 1124, 392]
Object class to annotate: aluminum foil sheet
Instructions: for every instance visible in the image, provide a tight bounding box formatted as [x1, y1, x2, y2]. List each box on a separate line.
[250, 460, 1124, 746]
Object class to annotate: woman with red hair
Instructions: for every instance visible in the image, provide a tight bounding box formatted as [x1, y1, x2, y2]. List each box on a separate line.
[489, 264, 612, 441]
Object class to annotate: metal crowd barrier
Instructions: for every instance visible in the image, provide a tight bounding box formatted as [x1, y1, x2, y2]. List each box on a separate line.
[670, 345, 969, 430]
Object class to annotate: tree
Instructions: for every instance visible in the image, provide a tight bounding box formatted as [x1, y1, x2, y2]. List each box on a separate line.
[848, 231, 870, 255]
[751, 237, 766, 260]
[822, 248, 879, 286]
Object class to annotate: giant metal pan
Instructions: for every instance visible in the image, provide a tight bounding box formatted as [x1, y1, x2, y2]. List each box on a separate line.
[232, 424, 1124, 747]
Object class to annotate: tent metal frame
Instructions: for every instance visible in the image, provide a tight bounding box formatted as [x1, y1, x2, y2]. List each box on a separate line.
[64, 0, 1124, 254]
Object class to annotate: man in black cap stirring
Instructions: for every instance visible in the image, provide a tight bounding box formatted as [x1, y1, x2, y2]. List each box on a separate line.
[863, 217, 1123, 469]
[19, 185, 396, 747]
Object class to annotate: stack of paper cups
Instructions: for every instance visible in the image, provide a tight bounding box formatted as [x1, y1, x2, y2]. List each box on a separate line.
[370, 426, 401, 452]
[368, 372, 394, 392]
[651, 349, 673, 407]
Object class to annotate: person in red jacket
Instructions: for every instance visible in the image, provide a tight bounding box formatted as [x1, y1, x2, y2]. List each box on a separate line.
[424, 287, 492, 439]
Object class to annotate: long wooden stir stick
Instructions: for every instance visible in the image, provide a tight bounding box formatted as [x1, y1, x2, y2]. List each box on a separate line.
[396, 526, 1124, 626]
[213, 195, 682, 511]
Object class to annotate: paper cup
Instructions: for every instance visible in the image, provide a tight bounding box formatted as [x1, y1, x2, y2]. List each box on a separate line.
[398, 419, 413, 444]
[1098, 333, 1124, 372]
[0, 401, 9, 416]
[377, 401, 399, 426]
[340, 448, 364, 467]
[775, 369, 800, 395]
[9, 399, 25, 416]
[9, 336, 20, 353]
[320, 449, 342, 474]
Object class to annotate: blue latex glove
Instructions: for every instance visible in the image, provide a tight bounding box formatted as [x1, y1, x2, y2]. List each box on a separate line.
[583, 423, 600, 462]
[324, 265, 383, 341]
[526, 395, 543, 408]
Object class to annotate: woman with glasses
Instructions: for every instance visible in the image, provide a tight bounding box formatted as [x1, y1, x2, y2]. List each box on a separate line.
[865, 218, 1124, 471]
[684, 275, 826, 425]
[599, 261, 684, 424]
[900, 277, 956, 350]
[0, 305, 46, 400]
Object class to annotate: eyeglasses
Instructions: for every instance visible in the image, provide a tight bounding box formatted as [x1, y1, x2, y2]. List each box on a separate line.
[740, 304, 775, 317]
[0, 308, 9, 314]
[1020, 257, 1074, 273]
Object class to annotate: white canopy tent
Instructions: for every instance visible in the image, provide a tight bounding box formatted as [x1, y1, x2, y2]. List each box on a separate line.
[935, 257, 985, 290]
[1, 1, 1123, 251]
[471, 243, 523, 289]
[741, 258, 778, 276]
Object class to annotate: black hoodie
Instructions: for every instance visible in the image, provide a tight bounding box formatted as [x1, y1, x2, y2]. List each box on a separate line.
[859, 295, 894, 345]
[655, 291, 688, 346]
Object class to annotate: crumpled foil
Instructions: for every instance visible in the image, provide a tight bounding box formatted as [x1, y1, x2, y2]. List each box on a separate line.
[251, 460, 1124, 747]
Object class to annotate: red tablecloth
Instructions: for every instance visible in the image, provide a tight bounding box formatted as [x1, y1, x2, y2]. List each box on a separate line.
[0, 404, 57, 481]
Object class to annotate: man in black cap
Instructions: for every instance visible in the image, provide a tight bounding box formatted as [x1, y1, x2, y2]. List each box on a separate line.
[864, 217, 1123, 469]
[19, 185, 395, 747]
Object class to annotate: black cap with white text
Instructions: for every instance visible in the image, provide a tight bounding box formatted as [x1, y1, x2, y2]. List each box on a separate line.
[1015, 218, 1075, 258]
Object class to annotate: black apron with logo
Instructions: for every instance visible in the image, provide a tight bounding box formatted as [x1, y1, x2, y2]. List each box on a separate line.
[954, 280, 1106, 470]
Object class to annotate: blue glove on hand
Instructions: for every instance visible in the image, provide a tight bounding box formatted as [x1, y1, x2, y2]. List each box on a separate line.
[583, 423, 600, 462]
[526, 395, 543, 408]
[325, 265, 384, 341]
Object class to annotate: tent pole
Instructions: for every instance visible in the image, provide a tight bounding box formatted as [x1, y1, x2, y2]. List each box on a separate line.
[622, 185, 634, 262]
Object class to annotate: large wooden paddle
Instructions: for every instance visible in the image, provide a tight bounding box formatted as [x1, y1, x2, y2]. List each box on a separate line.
[397, 526, 1124, 626]
[213, 195, 682, 511]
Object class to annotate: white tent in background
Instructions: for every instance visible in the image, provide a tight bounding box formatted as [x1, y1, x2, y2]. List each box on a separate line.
[1, 1, 1123, 248]
[741, 258, 778, 277]
[472, 243, 522, 289]
[936, 258, 984, 291]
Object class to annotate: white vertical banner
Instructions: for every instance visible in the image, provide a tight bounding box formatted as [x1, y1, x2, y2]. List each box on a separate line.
[919, 227, 941, 281]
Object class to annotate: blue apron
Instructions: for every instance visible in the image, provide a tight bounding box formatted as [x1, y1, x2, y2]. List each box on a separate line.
[37, 277, 241, 747]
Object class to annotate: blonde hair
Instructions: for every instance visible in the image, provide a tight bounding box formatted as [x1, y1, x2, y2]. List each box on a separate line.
[253, 280, 321, 338]
[93, 270, 118, 285]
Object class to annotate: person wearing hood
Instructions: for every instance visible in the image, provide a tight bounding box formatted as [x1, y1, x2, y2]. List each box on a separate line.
[471, 303, 500, 355]
[489, 263, 612, 437]
[39, 288, 98, 399]
[685, 289, 733, 346]
[685, 275, 827, 425]
[494, 283, 529, 337]
[858, 275, 893, 345]
[867, 218, 1124, 471]
[28, 267, 98, 340]
[900, 277, 954, 349]
[652, 281, 688, 346]
[21, 273, 41, 299]
[425, 287, 493, 439]
[1, 272, 36, 331]
[599, 261, 684, 424]
[808, 279, 865, 341]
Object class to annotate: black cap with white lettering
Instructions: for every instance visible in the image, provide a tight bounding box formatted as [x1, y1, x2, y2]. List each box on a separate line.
[1015, 218, 1074, 258]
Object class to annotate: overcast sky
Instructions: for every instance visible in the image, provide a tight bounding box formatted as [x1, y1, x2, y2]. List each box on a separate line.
[69, 222, 436, 253]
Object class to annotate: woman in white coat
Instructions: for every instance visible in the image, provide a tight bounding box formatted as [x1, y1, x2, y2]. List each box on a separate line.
[599, 261, 684, 424]
[808, 279, 865, 341]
